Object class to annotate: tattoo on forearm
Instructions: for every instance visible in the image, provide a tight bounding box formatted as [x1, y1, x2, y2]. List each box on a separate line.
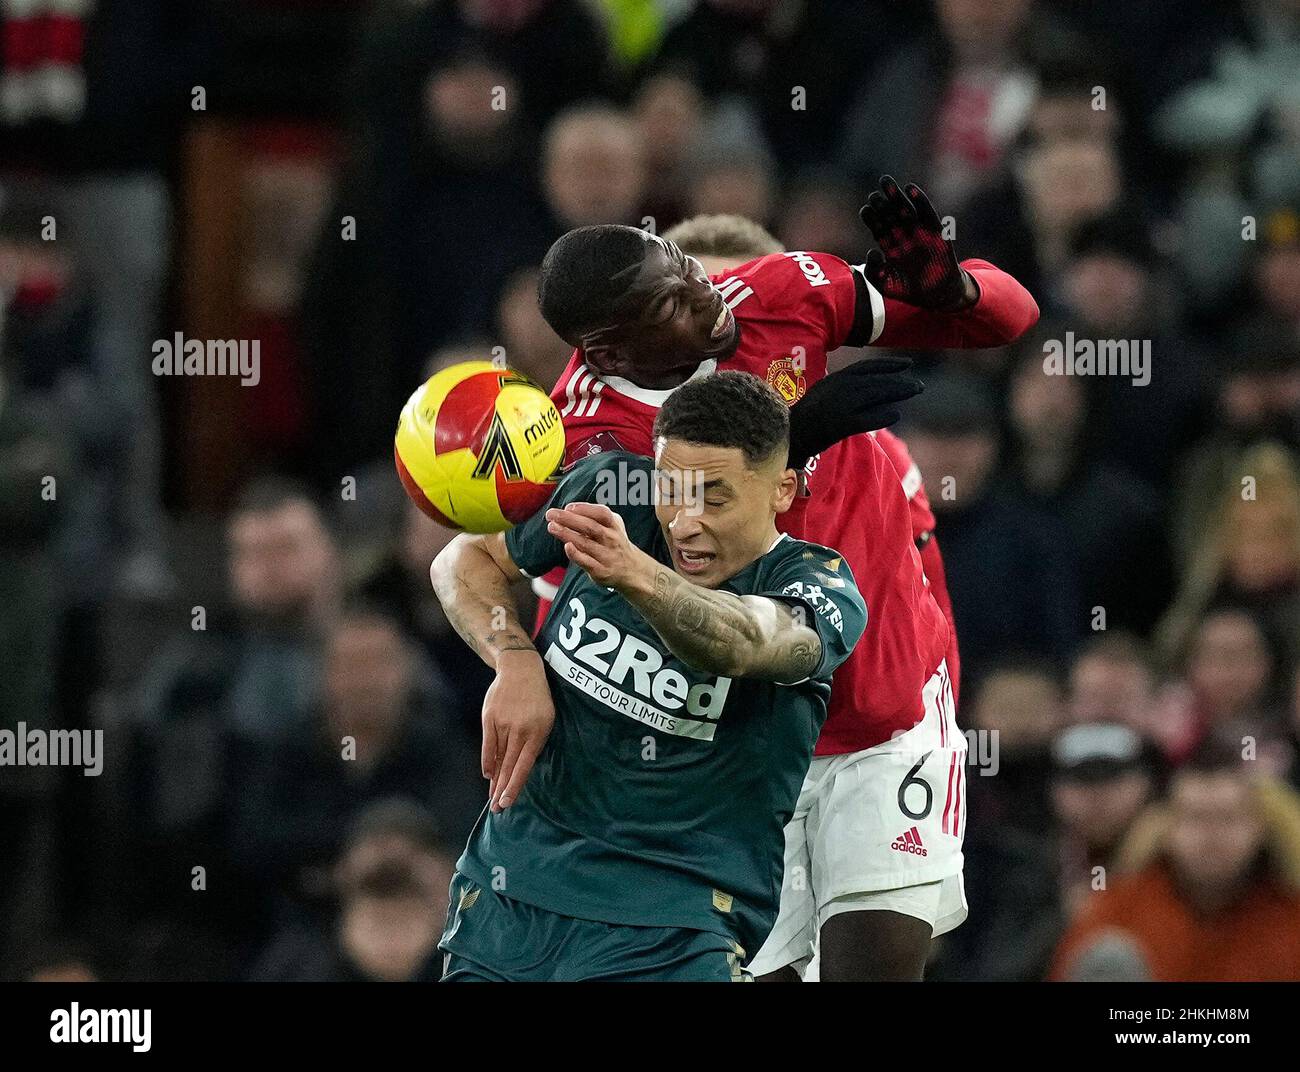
[784, 640, 818, 679]
[437, 563, 534, 667]
[633, 564, 821, 680]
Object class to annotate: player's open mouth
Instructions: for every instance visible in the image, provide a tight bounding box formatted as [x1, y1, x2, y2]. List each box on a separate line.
[709, 303, 732, 340]
[674, 546, 715, 575]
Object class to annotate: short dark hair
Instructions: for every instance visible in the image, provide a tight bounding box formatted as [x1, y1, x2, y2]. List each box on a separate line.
[231, 474, 319, 519]
[342, 797, 446, 857]
[538, 224, 651, 340]
[653, 371, 789, 467]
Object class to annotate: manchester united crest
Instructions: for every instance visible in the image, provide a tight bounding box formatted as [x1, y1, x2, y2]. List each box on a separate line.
[765, 356, 807, 405]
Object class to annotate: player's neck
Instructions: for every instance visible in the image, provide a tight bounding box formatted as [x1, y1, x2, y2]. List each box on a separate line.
[623, 365, 700, 390]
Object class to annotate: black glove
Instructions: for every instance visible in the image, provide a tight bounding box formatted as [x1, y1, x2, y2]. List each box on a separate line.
[859, 175, 970, 311]
[787, 357, 923, 470]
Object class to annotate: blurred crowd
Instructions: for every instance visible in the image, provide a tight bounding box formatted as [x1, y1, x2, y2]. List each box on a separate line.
[2, 0, 1300, 982]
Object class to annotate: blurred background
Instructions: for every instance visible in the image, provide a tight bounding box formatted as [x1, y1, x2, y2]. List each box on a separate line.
[1, 0, 1299, 982]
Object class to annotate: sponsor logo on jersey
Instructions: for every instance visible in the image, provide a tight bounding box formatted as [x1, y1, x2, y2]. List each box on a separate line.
[546, 596, 732, 740]
[785, 250, 832, 288]
[765, 356, 806, 404]
[891, 826, 928, 856]
[780, 580, 845, 632]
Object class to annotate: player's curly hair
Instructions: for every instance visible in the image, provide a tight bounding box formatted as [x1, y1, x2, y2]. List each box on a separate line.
[661, 214, 783, 261]
[538, 224, 651, 342]
[653, 371, 789, 468]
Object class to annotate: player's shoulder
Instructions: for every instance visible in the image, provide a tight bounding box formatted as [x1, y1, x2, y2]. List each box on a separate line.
[713, 250, 853, 308]
[762, 535, 861, 592]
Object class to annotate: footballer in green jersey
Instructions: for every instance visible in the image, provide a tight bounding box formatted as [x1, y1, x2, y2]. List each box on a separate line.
[430, 372, 867, 981]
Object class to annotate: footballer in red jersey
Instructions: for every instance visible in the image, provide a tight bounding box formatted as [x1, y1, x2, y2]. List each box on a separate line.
[532, 179, 1038, 980]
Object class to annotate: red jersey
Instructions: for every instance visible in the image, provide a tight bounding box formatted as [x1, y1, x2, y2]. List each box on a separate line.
[539, 251, 1036, 751]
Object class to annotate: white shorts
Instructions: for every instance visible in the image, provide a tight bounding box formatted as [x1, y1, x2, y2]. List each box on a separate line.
[748, 659, 968, 978]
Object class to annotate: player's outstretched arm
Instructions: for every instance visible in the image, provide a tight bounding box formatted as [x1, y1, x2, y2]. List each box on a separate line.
[431, 534, 555, 812]
[545, 503, 822, 683]
[855, 174, 1039, 348]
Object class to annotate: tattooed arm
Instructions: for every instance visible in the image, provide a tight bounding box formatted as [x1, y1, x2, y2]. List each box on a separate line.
[630, 562, 822, 682]
[429, 532, 535, 669]
[430, 533, 553, 812]
[543, 503, 823, 684]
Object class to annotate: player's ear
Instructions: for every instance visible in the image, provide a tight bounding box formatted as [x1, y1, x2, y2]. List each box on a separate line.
[583, 344, 619, 377]
[772, 466, 798, 514]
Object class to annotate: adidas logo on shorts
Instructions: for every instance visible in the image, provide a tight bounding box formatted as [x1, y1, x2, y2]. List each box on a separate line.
[890, 826, 928, 857]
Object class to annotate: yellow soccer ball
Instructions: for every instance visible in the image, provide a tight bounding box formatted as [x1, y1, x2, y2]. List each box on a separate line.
[394, 361, 565, 533]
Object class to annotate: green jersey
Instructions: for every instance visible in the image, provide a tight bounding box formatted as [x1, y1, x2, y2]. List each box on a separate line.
[459, 452, 867, 959]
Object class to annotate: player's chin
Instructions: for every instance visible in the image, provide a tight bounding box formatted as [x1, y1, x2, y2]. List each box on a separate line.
[699, 322, 740, 359]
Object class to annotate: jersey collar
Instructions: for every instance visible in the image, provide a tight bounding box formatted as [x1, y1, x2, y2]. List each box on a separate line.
[596, 359, 718, 409]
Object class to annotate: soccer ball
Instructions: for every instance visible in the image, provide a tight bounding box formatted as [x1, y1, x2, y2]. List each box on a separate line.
[394, 361, 565, 533]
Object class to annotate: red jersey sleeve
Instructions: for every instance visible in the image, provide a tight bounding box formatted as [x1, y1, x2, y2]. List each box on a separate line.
[872, 258, 1039, 350]
[726, 251, 861, 358]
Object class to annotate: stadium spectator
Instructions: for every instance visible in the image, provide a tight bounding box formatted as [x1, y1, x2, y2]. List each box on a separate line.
[1004, 332, 1171, 633]
[1051, 744, 1300, 981]
[1250, 204, 1300, 335]
[657, 0, 900, 166]
[682, 134, 778, 226]
[902, 372, 1082, 687]
[1049, 722, 1160, 916]
[541, 105, 648, 231]
[934, 662, 1066, 980]
[631, 72, 707, 229]
[231, 605, 480, 917]
[963, 660, 1064, 838]
[1066, 633, 1162, 740]
[838, 0, 1042, 211]
[359, 499, 501, 743]
[494, 266, 573, 391]
[1159, 442, 1300, 668]
[1156, 3, 1300, 307]
[215, 477, 341, 742]
[775, 168, 865, 265]
[1054, 211, 1213, 487]
[1156, 607, 1286, 766]
[1171, 317, 1300, 568]
[300, 0, 608, 483]
[248, 799, 454, 982]
[20, 942, 100, 984]
[0, 333, 74, 975]
[0, 0, 214, 595]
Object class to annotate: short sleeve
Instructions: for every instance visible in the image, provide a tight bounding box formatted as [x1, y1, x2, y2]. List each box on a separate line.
[504, 452, 650, 578]
[760, 545, 868, 682]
